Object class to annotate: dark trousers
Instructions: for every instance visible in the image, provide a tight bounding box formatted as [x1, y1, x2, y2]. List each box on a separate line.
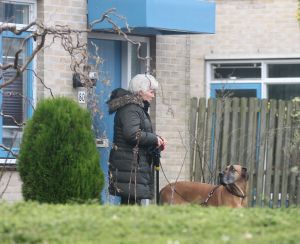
[120, 197, 141, 205]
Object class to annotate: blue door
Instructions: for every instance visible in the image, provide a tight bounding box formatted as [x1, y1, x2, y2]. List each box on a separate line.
[88, 39, 122, 204]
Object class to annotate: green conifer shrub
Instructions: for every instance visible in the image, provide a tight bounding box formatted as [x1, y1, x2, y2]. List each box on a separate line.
[17, 97, 104, 203]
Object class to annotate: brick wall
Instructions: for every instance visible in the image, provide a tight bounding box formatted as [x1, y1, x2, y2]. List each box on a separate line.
[37, 0, 87, 101]
[155, 35, 192, 187]
[156, 0, 300, 186]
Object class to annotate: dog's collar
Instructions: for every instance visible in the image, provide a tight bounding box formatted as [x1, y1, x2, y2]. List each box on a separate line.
[224, 183, 246, 198]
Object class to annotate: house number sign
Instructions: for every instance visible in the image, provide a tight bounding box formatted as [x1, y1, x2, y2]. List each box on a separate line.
[78, 91, 86, 104]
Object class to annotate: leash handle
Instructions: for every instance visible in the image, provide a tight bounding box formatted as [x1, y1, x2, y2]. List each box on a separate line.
[156, 164, 160, 205]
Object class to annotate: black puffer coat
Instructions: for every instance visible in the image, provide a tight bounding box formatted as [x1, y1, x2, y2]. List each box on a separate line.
[107, 88, 158, 199]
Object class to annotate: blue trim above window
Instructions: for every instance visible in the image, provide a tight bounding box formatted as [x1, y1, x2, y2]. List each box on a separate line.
[211, 83, 262, 99]
[88, 0, 215, 35]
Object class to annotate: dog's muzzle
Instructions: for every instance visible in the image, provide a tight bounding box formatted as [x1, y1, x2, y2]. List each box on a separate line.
[219, 172, 226, 186]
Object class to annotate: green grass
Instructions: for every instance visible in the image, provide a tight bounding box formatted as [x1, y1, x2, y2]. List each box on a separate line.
[1, 202, 299, 243]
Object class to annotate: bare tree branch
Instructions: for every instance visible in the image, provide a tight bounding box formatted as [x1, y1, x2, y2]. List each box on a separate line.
[27, 68, 54, 99]
[0, 144, 18, 158]
[0, 111, 25, 127]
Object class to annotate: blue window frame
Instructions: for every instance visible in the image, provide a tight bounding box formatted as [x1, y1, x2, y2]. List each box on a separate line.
[211, 83, 262, 99]
[0, 31, 34, 158]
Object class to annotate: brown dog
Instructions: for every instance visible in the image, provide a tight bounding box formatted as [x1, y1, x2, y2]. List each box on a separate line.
[159, 165, 249, 208]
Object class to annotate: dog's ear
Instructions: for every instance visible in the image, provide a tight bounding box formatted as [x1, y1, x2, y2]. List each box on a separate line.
[241, 167, 249, 181]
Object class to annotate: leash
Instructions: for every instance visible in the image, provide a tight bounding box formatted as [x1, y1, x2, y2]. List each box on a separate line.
[159, 163, 189, 204]
[150, 147, 161, 204]
[158, 131, 189, 204]
[128, 129, 141, 204]
[200, 183, 246, 206]
[200, 185, 221, 206]
[199, 182, 246, 206]
[152, 148, 161, 205]
[160, 160, 220, 205]
[197, 183, 246, 206]
[155, 165, 160, 204]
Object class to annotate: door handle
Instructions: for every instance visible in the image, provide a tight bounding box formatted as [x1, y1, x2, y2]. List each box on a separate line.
[96, 138, 109, 148]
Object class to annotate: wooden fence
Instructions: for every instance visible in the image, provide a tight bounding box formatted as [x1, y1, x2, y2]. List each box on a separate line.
[190, 97, 300, 207]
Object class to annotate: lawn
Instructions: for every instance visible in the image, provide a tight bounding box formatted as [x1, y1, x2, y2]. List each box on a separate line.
[1, 202, 299, 243]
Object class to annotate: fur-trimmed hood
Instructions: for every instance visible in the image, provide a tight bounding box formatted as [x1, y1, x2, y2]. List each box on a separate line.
[107, 88, 144, 114]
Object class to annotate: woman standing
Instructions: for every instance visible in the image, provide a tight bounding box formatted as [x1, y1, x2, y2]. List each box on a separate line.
[107, 74, 166, 205]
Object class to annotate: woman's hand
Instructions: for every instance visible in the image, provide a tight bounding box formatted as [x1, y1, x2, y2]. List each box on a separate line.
[157, 136, 166, 151]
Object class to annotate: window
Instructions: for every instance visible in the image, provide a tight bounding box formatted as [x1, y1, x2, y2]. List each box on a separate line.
[268, 64, 300, 78]
[268, 84, 300, 100]
[0, 1, 36, 158]
[88, 33, 150, 88]
[1, 36, 33, 150]
[0, 0, 36, 25]
[212, 63, 261, 79]
[1, 33, 33, 156]
[0, 2, 30, 24]
[207, 59, 300, 99]
[120, 35, 150, 88]
[266, 62, 300, 100]
[130, 42, 148, 76]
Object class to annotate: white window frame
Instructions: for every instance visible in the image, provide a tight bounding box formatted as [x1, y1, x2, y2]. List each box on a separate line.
[206, 57, 300, 99]
[0, 0, 37, 29]
[263, 60, 300, 98]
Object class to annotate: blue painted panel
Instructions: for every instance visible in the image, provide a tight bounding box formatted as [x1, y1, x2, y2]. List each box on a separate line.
[210, 83, 262, 98]
[88, 0, 215, 35]
[26, 37, 34, 118]
[88, 0, 147, 31]
[2, 31, 30, 39]
[88, 39, 122, 204]
[0, 34, 3, 146]
[146, 0, 215, 34]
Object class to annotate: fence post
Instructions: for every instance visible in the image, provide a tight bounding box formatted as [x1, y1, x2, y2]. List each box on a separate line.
[230, 98, 239, 164]
[238, 98, 248, 166]
[281, 101, 292, 207]
[221, 99, 231, 169]
[189, 97, 198, 181]
[256, 99, 268, 207]
[203, 99, 214, 183]
[247, 98, 258, 207]
[294, 102, 300, 206]
[194, 98, 207, 182]
[273, 100, 285, 208]
[265, 99, 277, 207]
[212, 99, 223, 182]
